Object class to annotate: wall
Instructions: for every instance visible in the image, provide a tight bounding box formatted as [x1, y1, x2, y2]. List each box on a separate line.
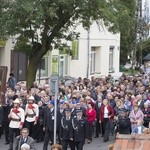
[1, 38, 15, 79]
[69, 22, 120, 78]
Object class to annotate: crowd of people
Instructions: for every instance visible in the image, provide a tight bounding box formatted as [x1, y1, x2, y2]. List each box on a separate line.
[0, 73, 150, 150]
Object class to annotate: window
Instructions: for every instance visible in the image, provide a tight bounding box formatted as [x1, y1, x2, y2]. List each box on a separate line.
[71, 40, 79, 60]
[37, 57, 48, 78]
[109, 46, 114, 72]
[90, 47, 96, 74]
[59, 55, 68, 77]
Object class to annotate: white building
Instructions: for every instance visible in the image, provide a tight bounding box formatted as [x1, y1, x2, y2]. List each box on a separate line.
[143, 0, 150, 37]
[50, 22, 120, 79]
[0, 38, 15, 79]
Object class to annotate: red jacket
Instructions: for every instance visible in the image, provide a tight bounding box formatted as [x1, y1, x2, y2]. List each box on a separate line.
[100, 105, 114, 122]
[86, 109, 96, 122]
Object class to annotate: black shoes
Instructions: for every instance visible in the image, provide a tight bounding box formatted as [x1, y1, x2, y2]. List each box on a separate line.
[36, 138, 44, 143]
[104, 139, 109, 142]
[88, 139, 92, 144]
[5, 141, 10, 145]
[88, 140, 91, 144]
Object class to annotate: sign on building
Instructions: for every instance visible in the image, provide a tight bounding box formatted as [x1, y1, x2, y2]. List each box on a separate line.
[72, 40, 79, 60]
[52, 55, 59, 75]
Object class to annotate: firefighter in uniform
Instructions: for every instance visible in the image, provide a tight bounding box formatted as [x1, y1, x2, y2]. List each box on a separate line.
[72, 109, 88, 150]
[24, 96, 39, 139]
[8, 98, 25, 150]
[60, 109, 75, 150]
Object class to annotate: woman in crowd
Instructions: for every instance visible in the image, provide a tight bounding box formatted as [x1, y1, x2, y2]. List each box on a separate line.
[129, 103, 144, 129]
[86, 102, 96, 144]
[100, 99, 114, 142]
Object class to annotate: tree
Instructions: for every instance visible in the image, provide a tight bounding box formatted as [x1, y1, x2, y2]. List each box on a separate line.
[137, 37, 150, 63]
[118, 0, 137, 65]
[0, 0, 133, 88]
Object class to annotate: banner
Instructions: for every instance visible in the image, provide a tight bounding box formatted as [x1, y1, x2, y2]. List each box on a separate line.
[52, 55, 59, 75]
[72, 40, 79, 60]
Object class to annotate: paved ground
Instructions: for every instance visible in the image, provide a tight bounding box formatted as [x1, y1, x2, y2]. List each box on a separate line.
[0, 135, 115, 150]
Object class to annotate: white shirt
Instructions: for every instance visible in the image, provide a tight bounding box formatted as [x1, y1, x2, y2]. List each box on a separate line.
[9, 107, 25, 128]
[25, 103, 39, 122]
[104, 106, 109, 118]
[98, 102, 101, 108]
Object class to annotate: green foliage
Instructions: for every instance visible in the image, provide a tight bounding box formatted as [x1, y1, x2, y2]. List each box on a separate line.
[137, 38, 150, 61]
[0, 38, 7, 47]
[0, 0, 136, 86]
[0, 0, 134, 53]
[119, 0, 137, 64]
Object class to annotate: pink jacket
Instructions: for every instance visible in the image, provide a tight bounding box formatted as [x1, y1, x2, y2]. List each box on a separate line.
[129, 109, 144, 124]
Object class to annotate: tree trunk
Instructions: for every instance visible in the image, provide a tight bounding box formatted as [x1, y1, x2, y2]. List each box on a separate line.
[26, 58, 39, 88]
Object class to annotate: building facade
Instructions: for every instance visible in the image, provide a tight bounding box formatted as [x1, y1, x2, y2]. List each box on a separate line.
[1, 21, 121, 83]
[50, 22, 120, 79]
[0, 38, 15, 79]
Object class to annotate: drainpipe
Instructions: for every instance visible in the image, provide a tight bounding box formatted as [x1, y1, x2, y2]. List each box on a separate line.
[38, 61, 41, 84]
[86, 28, 90, 79]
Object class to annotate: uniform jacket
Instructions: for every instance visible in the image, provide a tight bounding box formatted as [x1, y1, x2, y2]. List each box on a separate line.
[25, 103, 39, 123]
[60, 117, 74, 140]
[72, 116, 88, 141]
[9, 107, 25, 128]
[14, 135, 36, 150]
[57, 108, 64, 131]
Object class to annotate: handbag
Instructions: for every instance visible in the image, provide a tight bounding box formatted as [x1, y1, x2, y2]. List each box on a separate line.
[89, 121, 96, 126]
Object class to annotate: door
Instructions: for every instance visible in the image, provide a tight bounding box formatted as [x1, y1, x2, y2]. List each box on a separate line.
[11, 50, 27, 82]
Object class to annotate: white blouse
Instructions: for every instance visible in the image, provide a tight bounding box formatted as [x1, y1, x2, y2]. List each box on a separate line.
[104, 106, 109, 118]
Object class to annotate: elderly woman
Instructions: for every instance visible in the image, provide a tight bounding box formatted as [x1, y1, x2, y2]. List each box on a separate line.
[100, 99, 114, 142]
[129, 103, 144, 129]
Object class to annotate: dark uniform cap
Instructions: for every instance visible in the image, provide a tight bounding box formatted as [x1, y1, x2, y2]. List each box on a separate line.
[49, 100, 55, 105]
[60, 100, 64, 104]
